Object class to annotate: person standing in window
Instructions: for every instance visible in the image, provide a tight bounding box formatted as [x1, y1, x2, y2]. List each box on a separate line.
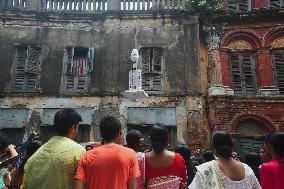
[188, 131, 260, 189]
[145, 125, 187, 189]
[260, 132, 284, 189]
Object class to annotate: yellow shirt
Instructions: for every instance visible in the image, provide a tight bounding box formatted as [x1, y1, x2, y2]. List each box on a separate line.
[21, 136, 85, 189]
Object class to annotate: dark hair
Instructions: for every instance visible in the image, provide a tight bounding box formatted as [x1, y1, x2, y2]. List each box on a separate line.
[149, 125, 168, 153]
[203, 150, 215, 162]
[126, 130, 142, 151]
[212, 131, 233, 159]
[270, 132, 284, 158]
[264, 132, 276, 145]
[25, 140, 42, 157]
[245, 153, 261, 167]
[174, 144, 196, 185]
[0, 134, 12, 153]
[99, 116, 121, 141]
[54, 108, 82, 136]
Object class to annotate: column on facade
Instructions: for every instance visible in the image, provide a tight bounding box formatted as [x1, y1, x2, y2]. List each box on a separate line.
[205, 26, 233, 96]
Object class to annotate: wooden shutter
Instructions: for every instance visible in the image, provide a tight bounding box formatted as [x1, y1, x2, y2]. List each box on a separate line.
[13, 47, 27, 90]
[65, 75, 75, 89]
[26, 47, 40, 74]
[242, 54, 256, 95]
[270, 0, 281, 8]
[227, 0, 237, 11]
[87, 47, 94, 72]
[77, 76, 87, 90]
[140, 48, 151, 73]
[273, 51, 284, 94]
[140, 48, 151, 91]
[230, 54, 243, 95]
[152, 48, 162, 73]
[239, 0, 249, 11]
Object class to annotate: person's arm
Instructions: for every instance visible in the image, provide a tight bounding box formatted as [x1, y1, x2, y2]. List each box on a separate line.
[73, 179, 87, 189]
[260, 164, 272, 189]
[127, 178, 136, 189]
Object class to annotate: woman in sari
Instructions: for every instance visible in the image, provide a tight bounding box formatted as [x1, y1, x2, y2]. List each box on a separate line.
[188, 131, 260, 189]
[145, 125, 187, 189]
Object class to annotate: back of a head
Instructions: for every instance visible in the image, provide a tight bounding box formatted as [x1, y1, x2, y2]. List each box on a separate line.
[54, 108, 82, 136]
[100, 116, 121, 141]
[270, 132, 284, 158]
[203, 150, 215, 162]
[126, 130, 142, 151]
[149, 125, 168, 153]
[174, 144, 191, 162]
[245, 153, 261, 167]
[212, 131, 233, 159]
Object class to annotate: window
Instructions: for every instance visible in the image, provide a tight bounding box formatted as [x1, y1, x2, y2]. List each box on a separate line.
[11, 46, 41, 92]
[272, 50, 284, 94]
[140, 47, 163, 91]
[63, 47, 94, 92]
[229, 53, 257, 95]
[269, 0, 284, 8]
[227, 0, 250, 11]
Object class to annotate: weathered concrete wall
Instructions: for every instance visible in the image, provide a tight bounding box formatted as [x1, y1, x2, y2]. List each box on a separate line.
[0, 10, 203, 146]
[0, 12, 200, 95]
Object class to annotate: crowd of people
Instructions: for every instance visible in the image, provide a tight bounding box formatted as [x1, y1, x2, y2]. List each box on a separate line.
[0, 108, 283, 189]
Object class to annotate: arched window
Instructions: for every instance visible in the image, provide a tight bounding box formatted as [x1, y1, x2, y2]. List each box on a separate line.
[271, 36, 284, 94]
[227, 40, 257, 95]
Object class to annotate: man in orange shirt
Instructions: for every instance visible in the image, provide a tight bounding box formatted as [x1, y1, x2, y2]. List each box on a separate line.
[74, 116, 140, 189]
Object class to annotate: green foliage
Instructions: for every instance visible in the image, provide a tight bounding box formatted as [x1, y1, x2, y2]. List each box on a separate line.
[185, 0, 223, 11]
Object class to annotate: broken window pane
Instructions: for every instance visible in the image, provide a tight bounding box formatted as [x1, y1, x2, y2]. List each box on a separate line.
[140, 47, 163, 91]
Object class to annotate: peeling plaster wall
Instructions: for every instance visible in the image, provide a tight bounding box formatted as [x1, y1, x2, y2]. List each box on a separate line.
[0, 11, 203, 146]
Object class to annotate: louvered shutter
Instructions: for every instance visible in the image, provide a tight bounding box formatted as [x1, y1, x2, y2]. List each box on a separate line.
[140, 48, 151, 91]
[152, 48, 162, 73]
[152, 75, 163, 91]
[77, 76, 87, 90]
[13, 47, 27, 90]
[227, 0, 237, 11]
[65, 75, 75, 89]
[270, 0, 281, 8]
[273, 51, 284, 94]
[242, 54, 256, 95]
[88, 47, 94, 72]
[239, 0, 249, 11]
[230, 54, 243, 95]
[26, 47, 40, 74]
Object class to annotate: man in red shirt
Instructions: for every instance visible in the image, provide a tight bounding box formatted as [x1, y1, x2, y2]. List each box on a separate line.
[74, 116, 140, 189]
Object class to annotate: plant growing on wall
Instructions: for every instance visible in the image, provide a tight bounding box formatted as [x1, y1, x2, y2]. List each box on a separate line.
[186, 0, 223, 11]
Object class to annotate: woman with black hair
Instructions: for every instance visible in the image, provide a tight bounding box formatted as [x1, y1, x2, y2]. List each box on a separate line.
[260, 132, 284, 189]
[174, 144, 196, 186]
[188, 131, 260, 189]
[145, 125, 187, 189]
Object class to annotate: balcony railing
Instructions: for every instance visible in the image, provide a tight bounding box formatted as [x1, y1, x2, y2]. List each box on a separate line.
[0, 0, 26, 9]
[0, 0, 185, 11]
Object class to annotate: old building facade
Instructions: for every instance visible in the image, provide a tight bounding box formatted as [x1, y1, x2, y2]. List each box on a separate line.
[199, 0, 284, 157]
[0, 0, 205, 148]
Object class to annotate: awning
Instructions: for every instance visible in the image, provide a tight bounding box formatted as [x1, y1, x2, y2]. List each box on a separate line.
[42, 108, 93, 125]
[0, 108, 29, 128]
[127, 107, 176, 126]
